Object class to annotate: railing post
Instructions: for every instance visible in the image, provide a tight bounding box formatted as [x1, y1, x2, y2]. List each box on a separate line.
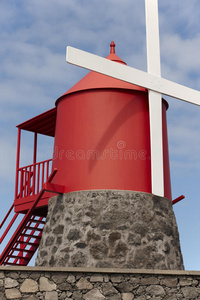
[25, 167, 28, 197]
[15, 129, 21, 200]
[46, 161, 49, 182]
[32, 133, 37, 196]
[42, 162, 45, 187]
[37, 164, 40, 194]
[33, 164, 36, 195]
[27, 166, 31, 196]
[20, 170, 24, 199]
[33, 133, 37, 165]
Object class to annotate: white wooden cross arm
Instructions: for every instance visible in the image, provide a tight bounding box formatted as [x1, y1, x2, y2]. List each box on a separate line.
[66, 46, 200, 106]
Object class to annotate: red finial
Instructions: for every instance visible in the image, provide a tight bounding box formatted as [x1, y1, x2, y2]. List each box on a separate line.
[110, 41, 115, 54]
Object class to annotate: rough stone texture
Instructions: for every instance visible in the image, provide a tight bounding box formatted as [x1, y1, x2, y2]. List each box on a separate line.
[5, 288, 21, 299]
[0, 268, 200, 299]
[4, 278, 18, 288]
[146, 285, 166, 297]
[90, 274, 104, 282]
[35, 190, 184, 270]
[83, 288, 105, 299]
[76, 278, 93, 290]
[181, 286, 199, 298]
[122, 293, 135, 300]
[45, 291, 58, 300]
[20, 278, 38, 293]
[161, 277, 178, 287]
[39, 277, 56, 291]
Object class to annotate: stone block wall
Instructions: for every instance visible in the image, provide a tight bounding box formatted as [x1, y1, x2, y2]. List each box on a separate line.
[0, 266, 200, 299]
[36, 190, 184, 270]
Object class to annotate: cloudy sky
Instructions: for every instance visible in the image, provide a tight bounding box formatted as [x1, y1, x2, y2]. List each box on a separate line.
[1, 0, 200, 270]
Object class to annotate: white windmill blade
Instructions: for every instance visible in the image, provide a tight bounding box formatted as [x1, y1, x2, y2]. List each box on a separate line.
[145, 0, 163, 196]
[148, 91, 164, 196]
[145, 0, 161, 76]
[67, 46, 200, 106]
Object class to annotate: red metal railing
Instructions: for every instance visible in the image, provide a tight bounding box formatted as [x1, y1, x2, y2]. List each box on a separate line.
[0, 169, 57, 266]
[15, 159, 52, 200]
[0, 205, 19, 245]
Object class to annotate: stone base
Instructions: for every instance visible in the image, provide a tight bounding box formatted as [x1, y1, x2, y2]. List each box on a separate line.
[35, 190, 184, 270]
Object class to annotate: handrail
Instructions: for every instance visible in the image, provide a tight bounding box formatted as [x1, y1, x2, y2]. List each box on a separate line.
[0, 214, 18, 244]
[0, 204, 14, 229]
[15, 159, 53, 200]
[17, 158, 52, 171]
[0, 204, 20, 244]
[0, 169, 57, 265]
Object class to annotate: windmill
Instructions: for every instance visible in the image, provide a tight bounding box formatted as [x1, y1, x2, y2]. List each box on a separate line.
[1, 0, 196, 268]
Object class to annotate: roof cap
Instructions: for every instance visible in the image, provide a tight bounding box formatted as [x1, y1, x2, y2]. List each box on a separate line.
[106, 41, 126, 65]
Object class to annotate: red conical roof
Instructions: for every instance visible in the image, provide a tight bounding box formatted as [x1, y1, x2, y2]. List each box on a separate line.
[56, 41, 146, 105]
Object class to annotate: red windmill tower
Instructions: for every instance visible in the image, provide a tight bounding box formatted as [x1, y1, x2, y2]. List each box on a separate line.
[0, 42, 183, 267]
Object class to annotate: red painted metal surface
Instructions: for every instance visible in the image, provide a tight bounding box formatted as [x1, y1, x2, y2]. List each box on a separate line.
[0, 213, 18, 244]
[13, 108, 56, 214]
[52, 42, 172, 200]
[13, 159, 53, 213]
[56, 56, 145, 104]
[0, 204, 15, 230]
[0, 214, 45, 266]
[162, 101, 172, 200]
[172, 195, 185, 205]
[17, 107, 56, 137]
[33, 133, 37, 165]
[16, 159, 53, 199]
[0, 169, 58, 266]
[15, 129, 21, 200]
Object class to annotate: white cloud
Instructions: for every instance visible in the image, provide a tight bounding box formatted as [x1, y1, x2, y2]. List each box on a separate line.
[161, 34, 200, 87]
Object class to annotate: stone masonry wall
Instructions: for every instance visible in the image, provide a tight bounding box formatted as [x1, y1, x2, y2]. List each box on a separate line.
[36, 190, 184, 270]
[0, 267, 200, 300]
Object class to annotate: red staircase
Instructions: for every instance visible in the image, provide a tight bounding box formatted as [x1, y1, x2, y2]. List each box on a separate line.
[0, 169, 57, 266]
[0, 108, 60, 266]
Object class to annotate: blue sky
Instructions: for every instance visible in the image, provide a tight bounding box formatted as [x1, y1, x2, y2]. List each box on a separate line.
[1, 0, 200, 270]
